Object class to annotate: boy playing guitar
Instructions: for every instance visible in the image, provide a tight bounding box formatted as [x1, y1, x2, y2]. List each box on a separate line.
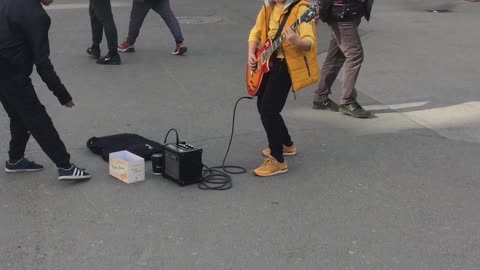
[248, 0, 319, 177]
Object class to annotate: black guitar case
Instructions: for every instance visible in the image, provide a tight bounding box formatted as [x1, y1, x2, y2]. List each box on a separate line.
[86, 133, 164, 161]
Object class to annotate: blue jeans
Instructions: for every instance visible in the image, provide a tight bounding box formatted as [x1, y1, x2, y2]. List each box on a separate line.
[127, 0, 184, 45]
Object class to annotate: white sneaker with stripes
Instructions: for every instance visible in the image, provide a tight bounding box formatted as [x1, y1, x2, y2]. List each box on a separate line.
[58, 165, 91, 181]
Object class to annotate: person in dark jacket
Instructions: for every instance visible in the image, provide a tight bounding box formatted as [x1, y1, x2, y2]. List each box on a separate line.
[0, 0, 91, 180]
[313, 0, 374, 118]
[86, 0, 122, 65]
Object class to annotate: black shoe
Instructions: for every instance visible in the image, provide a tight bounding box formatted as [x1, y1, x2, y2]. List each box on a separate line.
[312, 98, 339, 112]
[96, 52, 121, 65]
[5, 158, 44, 173]
[339, 102, 372, 118]
[86, 46, 101, 59]
[58, 164, 91, 181]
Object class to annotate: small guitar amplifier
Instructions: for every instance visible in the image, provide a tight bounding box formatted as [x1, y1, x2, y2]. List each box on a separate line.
[162, 142, 203, 186]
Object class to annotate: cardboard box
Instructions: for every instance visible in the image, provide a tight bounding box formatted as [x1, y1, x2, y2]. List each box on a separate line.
[109, 151, 145, 184]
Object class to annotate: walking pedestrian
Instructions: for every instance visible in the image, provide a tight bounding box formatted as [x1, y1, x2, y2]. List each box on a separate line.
[313, 0, 374, 118]
[87, 0, 122, 64]
[118, 0, 187, 55]
[0, 0, 92, 180]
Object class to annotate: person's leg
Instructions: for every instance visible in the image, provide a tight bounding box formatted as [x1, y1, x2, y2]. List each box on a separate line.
[91, 0, 121, 64]
[335, 19, 364, 105]
[7, 116, 30, 163]
[126, 0, 152, 45]
[89, 0, 103, 47]
[314, 27, 346, 103]
[256, 76, 267, 115]
[257, 73, 294, 158]
[0, 82, 30, 163]
[90, 0, 119, 52]
[152, 0, 184, 44]
[333, 19, 370, 118]
[254, 59, 291, 176]
[258, 59, 292, 163]
[279, 115, 293, 148]
[5, 78, 71, 168]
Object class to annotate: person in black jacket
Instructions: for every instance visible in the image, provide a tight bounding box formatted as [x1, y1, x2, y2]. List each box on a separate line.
[313, 0, 374, 118]
[86, 0, 122, 65]
[0, 0, 91, 180]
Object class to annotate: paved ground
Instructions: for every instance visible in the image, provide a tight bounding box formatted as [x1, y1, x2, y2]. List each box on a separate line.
[1, 1, 480, 269]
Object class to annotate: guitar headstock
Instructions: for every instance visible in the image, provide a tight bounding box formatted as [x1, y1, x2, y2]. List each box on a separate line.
[299, 3, 319, 24]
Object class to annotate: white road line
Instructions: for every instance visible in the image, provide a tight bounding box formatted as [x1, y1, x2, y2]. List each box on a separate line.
[363, 101, 431, 111]
[45, 2, 131, 10]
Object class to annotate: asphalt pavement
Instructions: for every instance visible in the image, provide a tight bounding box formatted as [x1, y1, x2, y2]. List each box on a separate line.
[1, 1, 480, 269]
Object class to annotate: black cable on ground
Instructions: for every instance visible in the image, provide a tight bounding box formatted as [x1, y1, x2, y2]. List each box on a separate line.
[198, 96, 253, 190]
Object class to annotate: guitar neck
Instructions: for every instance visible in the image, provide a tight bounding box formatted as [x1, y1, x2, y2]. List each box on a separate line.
[265, 18, 302, 59]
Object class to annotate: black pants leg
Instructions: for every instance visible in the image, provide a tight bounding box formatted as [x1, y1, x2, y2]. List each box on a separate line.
[89, 0, 119, 51]
[0, 85, 30, 162]
[89, 0, 103, 47]
[0, 78, 71, 168]
[256, 59, 292, 162]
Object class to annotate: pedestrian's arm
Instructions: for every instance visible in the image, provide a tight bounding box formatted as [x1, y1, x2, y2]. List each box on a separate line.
[19, 12, 72, 105]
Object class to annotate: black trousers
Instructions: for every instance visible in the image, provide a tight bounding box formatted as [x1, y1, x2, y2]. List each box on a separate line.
[0, 77, 71, 168]
[89, 0, 118, 51]
[257, 59, 293, 162]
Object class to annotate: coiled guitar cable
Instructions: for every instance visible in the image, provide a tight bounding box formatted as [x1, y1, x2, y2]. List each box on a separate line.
[163, 96, 253, 190]
[199, 96, 254, 190]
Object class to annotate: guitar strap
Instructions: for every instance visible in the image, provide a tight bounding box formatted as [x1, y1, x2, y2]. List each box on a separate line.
[273, 0, 300, 41]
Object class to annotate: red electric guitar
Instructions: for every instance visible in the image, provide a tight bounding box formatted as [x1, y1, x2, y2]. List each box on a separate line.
[246, 3, 319, 96]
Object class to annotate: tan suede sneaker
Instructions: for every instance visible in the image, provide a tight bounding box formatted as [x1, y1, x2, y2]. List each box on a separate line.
[253, 157, 288, 177]
[262, 144, 297, 157]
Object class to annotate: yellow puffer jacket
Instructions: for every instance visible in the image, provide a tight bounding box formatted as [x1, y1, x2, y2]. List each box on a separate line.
[254, 0, 320, 92]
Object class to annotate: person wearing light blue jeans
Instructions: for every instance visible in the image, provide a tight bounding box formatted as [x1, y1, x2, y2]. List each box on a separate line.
[118, 0, 187, 55]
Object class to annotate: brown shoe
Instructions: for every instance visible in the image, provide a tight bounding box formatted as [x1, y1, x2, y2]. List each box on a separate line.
[262, 144, 297, 157]
[253, 157, 288, 177]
